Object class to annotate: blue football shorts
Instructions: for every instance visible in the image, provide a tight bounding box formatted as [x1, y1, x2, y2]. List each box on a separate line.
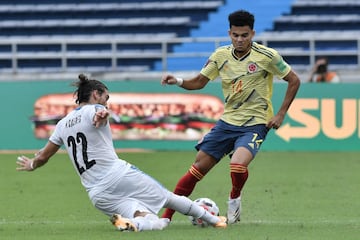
[195, 119, 269, 162]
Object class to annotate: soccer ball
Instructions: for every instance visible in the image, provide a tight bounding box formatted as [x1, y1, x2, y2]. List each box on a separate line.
[188, 197, 220, 227]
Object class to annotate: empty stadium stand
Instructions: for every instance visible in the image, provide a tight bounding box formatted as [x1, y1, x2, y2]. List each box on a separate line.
[0, 1, 228, 36]
[258, 0, 360, 72]
[153, 0, 294, 72]
[0, 0, 225, 75]
[0, 0, 359, 81]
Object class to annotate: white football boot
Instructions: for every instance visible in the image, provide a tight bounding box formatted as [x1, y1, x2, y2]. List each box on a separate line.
[227, 196, 241, 224]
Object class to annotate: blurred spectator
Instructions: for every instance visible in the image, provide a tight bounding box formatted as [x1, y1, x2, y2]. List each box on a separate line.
[308, 57, 340, 83]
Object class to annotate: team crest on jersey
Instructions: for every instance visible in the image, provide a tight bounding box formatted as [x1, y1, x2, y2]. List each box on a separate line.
[247, 62, 257, 73]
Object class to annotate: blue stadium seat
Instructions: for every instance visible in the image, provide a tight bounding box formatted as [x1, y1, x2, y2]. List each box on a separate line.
[273, 15, 360, 31]
[1, 0, 358, 74]
[257, 0, 360, 68]
[0, 1, 224, 73]
[291, 0, 360, 15]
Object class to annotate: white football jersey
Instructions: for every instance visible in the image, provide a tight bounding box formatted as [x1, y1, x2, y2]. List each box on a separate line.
[49, 104, 130, 194]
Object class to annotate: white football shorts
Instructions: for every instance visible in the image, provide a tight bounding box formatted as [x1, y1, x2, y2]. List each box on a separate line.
[90, 165, 170, 218]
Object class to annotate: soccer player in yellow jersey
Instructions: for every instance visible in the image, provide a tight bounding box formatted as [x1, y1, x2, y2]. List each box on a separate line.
[160, 10, 300, 224]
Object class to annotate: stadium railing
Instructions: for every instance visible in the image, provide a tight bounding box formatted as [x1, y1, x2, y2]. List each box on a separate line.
[0, 33, 359, 76]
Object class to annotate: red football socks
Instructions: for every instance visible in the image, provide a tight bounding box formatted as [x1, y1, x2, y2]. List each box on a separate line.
[230, 163, 248, 199]
[161, 165, 204, 220]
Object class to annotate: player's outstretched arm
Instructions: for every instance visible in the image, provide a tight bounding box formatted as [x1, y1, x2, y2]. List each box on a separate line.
[16, 141, 60, 171]
[161, 73, 209, 90]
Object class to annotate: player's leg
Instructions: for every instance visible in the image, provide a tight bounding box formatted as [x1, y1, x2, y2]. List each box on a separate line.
[162, 121, 232, 220]
[111, 211, 170, 231]
[164, 193, 227, 228]
[133, 211, 170, 230]
[227, 124, 268, 223]
[161, 151, 217, 220]
[227, 147, 252, 223]
[93, 165, 172, 231]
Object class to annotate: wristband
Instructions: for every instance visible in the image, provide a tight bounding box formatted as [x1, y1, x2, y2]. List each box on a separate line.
[30, 161, 34, 170]
[176, 77, 184, 86]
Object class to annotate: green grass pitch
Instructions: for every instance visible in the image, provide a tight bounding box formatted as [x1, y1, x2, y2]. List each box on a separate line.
[1, 151, 359, 240]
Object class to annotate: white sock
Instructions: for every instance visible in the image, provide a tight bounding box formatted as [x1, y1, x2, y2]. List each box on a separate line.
[132, 214, 169, 231]
[165, 193, 219, 225]
[151, 217, 170, 230]
[198, 210, 219, 225]
[131, 216, 148, 231]
[144, 214, 169, 230]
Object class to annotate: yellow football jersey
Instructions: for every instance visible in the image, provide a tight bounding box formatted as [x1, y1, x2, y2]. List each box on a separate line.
[200, 42, 291, 126]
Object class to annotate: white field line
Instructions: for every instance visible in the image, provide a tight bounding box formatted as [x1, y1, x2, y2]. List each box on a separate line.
[175, 219, 360, 226]
[1, 219, 359, 226]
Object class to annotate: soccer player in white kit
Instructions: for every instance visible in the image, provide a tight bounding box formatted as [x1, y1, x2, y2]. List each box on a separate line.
[16, 74, 227, 232]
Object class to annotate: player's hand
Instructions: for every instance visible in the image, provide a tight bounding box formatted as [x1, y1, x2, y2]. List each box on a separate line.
[16, 156, 34, 171]
[161, 74, 177, 85]
[266, 114, 284, 130]
[93, 109, 109, 128]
